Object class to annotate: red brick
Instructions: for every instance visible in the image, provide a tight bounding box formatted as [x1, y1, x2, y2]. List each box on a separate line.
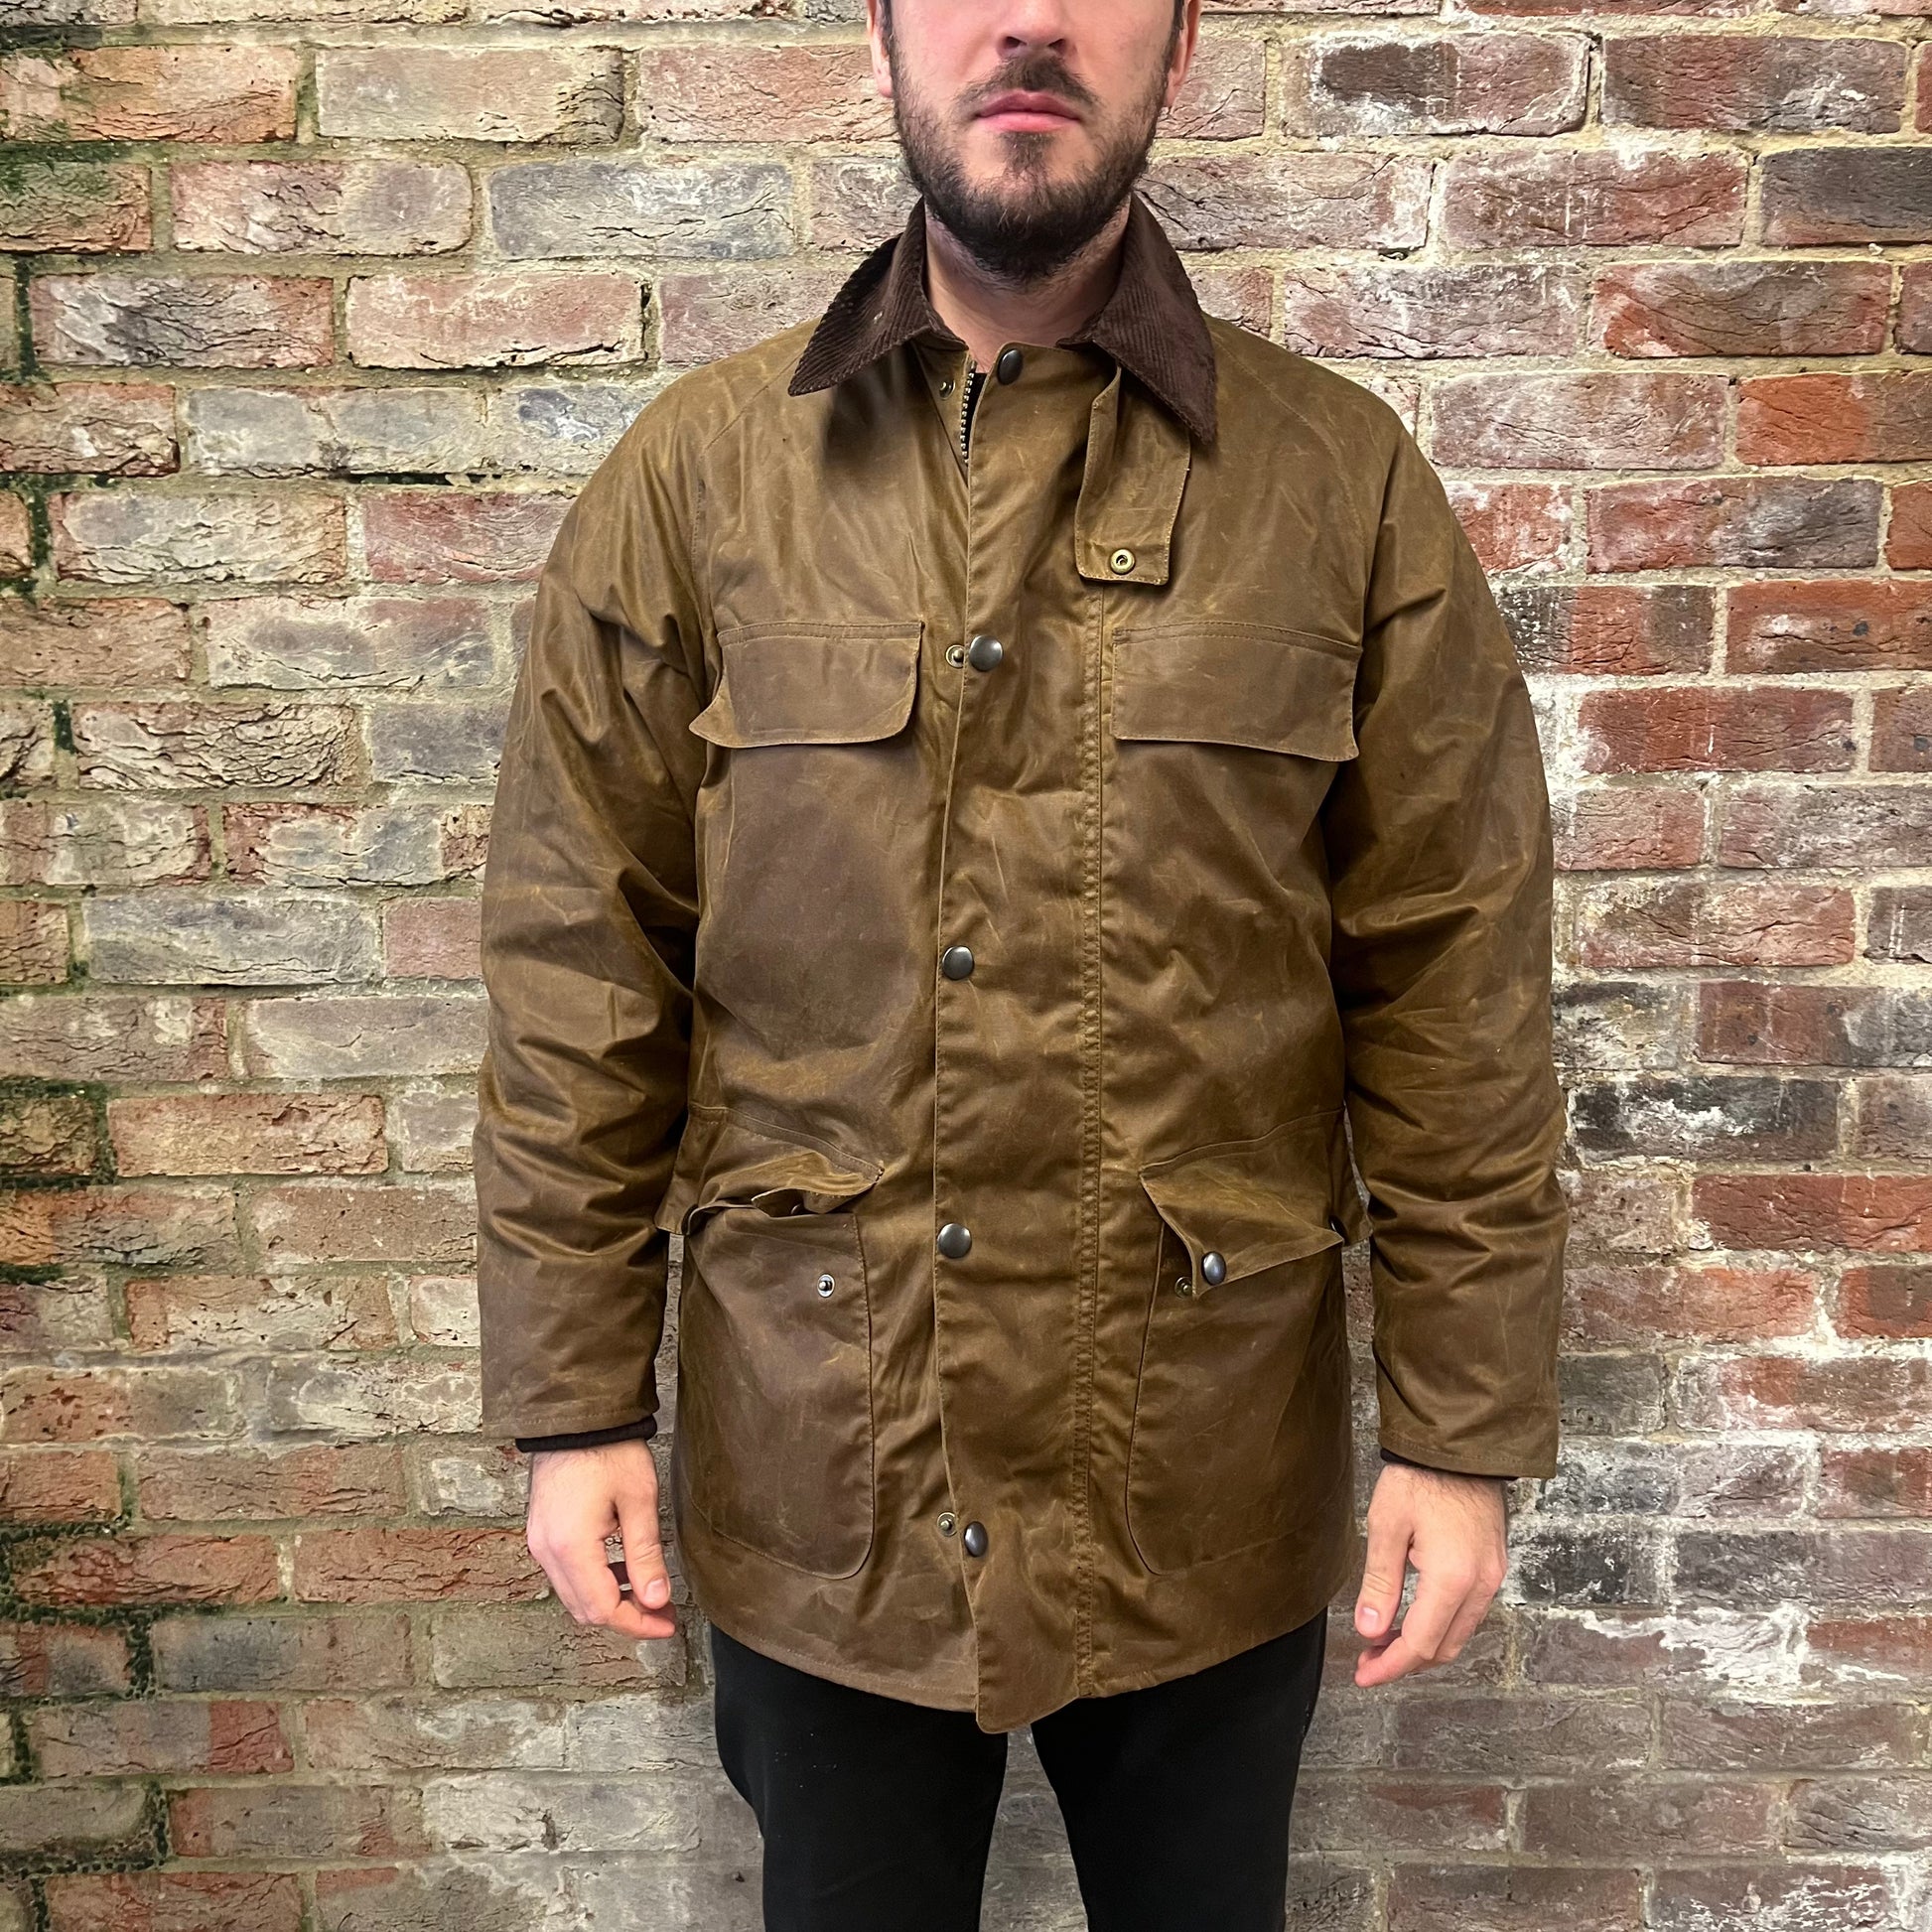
[0, 159, 151, 253]
[1553, 786, 1705, 871]
[32, 274, 335, 371]
[0, 1365, 239, 1443]
[108, 1092, 385, 1176]
[1578, 685, 1855, 773]
[170, 1782, 424, 1861]
[0, 47, 300, 143]
[1836, 1262, 1932, 1340]
[1603, 34, 1904, 133]
[0, 995, 226, 1083]
[1739, 372, 1932, 466]
[1502, 583, 1715, 676]
[294, 1527, 548, 1603]
[1676, 1354, 1931, 1435]
[1523, 1777, 1777, 1858]
[1588, 477, 1880, 572]
[0, 1618, 130, 1695]
[0, 901, 69, 984]
[1594, 260, 1889, 357]
[383, 897, 482, 979]
[1442, 146, 1746, 249]
[1575, 882, 1854, 969]
[0, 595, 190, 687]
[140, 1444, 406, 1520]
[0, 381, 177, 476]
[32, 1698, 291, 1775]
[1694, 1173, 1932, 1254]
[46, 1871, 302, 1932]
[11, 1533, 279, 1607]
[638, 43, 892, 143]
[126, 1273, 397, 1353]
[345, 273, 641, 370]
[1725, 578, 1932, 674]
[359, 489, 571, 584]
[1433, 371, 1725, 470]
[1818, 1446, 1932, 1520]
[1698, 982, 1931, 1069]
[0, 1449, 120, 1522]
[1565, 1260, 1816, 1346]
[1447, 482, 1569, 572]
[1803, 1617, 1932, 1691]
[0, 1183, 236, 1270]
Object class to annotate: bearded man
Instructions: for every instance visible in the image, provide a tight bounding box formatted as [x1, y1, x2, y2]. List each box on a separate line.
[475, 3, 1570, 1926]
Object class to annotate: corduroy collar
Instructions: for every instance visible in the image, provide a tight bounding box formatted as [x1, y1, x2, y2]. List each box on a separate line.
[787, 189, 1217, 447]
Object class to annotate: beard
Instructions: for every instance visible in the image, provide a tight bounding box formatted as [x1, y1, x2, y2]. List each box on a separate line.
[885, 35, 1173, 284]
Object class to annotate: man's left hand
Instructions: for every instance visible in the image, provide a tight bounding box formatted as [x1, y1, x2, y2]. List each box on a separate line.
[1351, 1461, 1508, 1686]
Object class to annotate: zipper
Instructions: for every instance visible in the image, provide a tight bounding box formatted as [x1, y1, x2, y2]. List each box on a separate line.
[957, 356, 986, 470]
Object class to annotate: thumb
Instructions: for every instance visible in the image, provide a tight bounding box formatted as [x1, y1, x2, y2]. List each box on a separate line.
[1355, 1512, 1412, 1639]
[618, 1499, 674, 1615]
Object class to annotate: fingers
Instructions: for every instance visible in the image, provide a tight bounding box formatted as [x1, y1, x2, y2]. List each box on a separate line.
[524, 1441, 675, 1644]
[1354, 1555, 1505, 1687]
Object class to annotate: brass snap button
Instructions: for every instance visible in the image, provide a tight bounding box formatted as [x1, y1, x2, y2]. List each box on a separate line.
[1109, 547, 1136, 575]
[945, 641, 966, 666]
[938, 1511, 957, 1536]
[815, 1272, 835, 1298]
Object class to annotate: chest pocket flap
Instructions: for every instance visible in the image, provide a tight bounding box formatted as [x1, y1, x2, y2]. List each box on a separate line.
[1110, 621, 1359, 760]
[690, 621, 924, 748]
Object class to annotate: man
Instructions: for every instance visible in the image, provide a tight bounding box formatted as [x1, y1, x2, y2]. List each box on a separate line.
[475, 0, 1570, 1925]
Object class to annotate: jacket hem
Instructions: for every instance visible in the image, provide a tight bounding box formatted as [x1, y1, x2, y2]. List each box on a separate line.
[696, 1599, 978, 1715]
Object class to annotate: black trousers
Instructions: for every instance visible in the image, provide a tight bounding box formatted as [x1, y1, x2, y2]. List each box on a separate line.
[710, 1608, 1328, 1932]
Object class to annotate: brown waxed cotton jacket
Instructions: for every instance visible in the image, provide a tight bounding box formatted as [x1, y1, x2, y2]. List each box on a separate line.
[475, 188, 1570, 1733]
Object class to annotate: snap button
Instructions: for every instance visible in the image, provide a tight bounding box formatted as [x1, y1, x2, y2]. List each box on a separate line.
[962, 1520, 989, 1558]
[815, 1272, 835, 1298]
[1173, 1276, 1192, 1298]
[937, 1221, 972, 1258]
[966, 632, 1003, 671]
[995, 347, 1023, 383]
[1109, 547, 1136, 574]
[940, 944, 975, 980]
[1201, 1250, 1227, 1286]
[945, 642, 965, 666]
[938, 1511, 957, 1536]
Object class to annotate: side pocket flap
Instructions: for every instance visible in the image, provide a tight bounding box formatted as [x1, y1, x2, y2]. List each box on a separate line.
[1138, 1111, 1346, 1293]
[689, 621, 923, 748]
[655, 1104, 884, 1236]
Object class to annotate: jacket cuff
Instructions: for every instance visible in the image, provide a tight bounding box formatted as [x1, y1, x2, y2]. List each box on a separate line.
[1379, 1442, 1511, 1479]
[515, 1415, 658, 1455]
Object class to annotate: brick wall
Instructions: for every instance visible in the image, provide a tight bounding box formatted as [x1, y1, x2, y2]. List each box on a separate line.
[2, 2, 1930, 1927]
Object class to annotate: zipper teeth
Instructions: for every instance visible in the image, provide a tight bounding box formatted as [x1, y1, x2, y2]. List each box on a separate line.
[957, 362, 980, 468]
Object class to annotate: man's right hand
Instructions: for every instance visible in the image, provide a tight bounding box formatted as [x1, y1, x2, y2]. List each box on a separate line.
[525, 1439, 677, 1642]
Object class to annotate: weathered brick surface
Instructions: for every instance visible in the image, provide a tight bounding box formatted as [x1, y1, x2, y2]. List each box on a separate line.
[1, 8, 1926, 1924]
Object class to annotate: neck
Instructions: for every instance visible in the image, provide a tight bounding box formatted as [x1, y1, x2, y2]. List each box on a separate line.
[921, 200, 1131, 373]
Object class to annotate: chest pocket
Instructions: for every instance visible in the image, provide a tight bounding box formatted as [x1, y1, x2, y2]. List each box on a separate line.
[1108, 621, 1359, 759]
[689, 621, 923, 747]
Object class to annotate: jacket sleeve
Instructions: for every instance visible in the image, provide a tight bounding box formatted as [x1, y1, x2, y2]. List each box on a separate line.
[473, 402, 709, 1441]
[1318, 414, 1569, 1481]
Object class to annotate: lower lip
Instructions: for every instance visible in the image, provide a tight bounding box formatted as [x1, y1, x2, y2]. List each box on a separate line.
[979, 107, 1077, 131]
